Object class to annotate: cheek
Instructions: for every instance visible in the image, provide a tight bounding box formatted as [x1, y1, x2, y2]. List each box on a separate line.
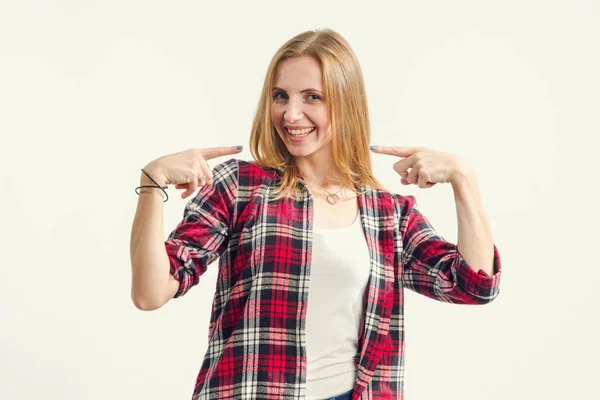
[317, 108, 330, 127]
[271, 105, 282, 123]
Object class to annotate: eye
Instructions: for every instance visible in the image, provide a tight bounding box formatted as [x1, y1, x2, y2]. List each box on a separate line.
[272, 91, 287, 100]
[307, 94, 322, 101]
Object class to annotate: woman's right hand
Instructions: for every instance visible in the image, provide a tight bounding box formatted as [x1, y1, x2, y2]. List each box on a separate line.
[142, 146, 243, 199]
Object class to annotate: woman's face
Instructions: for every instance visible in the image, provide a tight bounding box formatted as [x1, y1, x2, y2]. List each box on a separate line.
[271, 56, 332, 159]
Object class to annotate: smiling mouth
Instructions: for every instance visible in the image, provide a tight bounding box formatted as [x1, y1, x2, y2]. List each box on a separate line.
[286, 127, 316, 137]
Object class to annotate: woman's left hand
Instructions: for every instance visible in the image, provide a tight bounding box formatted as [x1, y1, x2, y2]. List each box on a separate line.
[371, 146, 472, 189]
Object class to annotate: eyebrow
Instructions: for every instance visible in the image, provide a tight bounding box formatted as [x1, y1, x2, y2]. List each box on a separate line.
[272, 87, 324, 94]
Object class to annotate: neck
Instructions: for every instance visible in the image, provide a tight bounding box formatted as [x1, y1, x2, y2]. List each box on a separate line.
[295, 163, 358, 199]
[294, 151, 342, 188]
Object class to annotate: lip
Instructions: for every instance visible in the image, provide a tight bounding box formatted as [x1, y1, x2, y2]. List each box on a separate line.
[286, 127, 316, 142]
[285, 126, 316, 129]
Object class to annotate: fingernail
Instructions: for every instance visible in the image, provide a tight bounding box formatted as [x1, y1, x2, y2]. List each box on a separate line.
[236, 145, 243, 150]
[370, 145, 377, 151]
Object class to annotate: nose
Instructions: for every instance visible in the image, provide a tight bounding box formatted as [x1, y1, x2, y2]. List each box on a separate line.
[283, 97, 304, 122]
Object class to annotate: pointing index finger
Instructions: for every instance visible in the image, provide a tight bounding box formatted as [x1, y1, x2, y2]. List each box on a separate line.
[201, 145, 244, 160]
[371, 146, 419, 157]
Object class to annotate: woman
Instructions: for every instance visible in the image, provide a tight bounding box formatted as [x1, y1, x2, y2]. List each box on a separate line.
[130, 28, 502, 400]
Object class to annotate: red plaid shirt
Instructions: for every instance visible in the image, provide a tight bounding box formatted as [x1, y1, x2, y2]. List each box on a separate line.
[165, 158, 502, 400]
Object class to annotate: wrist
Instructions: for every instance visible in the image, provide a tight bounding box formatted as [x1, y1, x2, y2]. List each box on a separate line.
[136, 186, 167, 200]
[140, 167, 166, 187]
[451, 168, 477, 201]
[451, 160, 475, 186]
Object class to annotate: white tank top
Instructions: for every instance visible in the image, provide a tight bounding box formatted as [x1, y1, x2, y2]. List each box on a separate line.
[305, 211, 371, 400]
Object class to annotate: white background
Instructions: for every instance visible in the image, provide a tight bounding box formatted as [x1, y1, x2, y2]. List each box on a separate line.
[1, 0, 598, 399]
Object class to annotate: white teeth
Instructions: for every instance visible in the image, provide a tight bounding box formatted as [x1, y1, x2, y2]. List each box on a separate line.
[286, 127, 315, 135]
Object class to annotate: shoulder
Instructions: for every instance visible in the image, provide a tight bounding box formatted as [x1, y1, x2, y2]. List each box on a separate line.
[213, 158, 276, 177]
[361, 186, 416, 209]
[381, 192, 419, 219]
[239, 159, 280, 180]
[212, 158, 281, 192]
[390, 192, 417, 209]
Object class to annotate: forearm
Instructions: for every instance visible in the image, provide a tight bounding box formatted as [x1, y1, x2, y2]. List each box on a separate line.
[129, 174, 171, 308]
[451, 168, 495, 276]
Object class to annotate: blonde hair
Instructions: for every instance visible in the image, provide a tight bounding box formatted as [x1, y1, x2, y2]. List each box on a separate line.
[249, 28, 390, 200]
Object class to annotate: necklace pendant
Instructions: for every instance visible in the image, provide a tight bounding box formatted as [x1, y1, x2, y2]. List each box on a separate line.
[326, 193, 340, 205]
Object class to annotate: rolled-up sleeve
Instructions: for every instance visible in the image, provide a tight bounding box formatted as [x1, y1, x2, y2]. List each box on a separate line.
[396, 195, 501, 305]
[164, 159, 238, 298]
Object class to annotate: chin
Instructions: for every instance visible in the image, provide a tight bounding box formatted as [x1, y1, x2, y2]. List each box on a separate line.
[285, 145, 319, 158]
[287, 149, 309, 158]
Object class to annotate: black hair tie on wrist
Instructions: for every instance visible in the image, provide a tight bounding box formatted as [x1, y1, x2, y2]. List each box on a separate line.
[135, 168, 169, 202]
